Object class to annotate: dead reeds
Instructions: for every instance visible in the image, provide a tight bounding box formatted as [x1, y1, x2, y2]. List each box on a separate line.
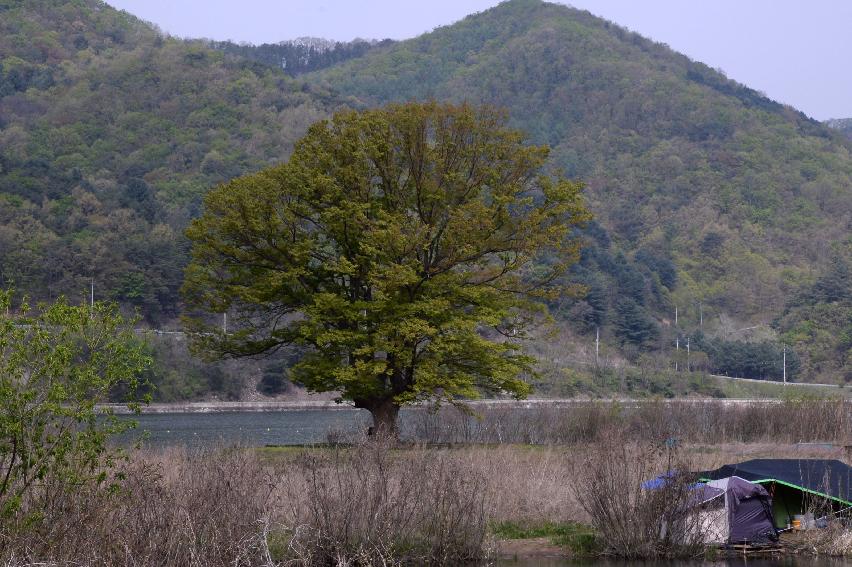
[0, 442, 495, 566]
[408, 398, 851, 445]
[1, 447, 279, 566]
[279, 438, 490, 565]
[2, 397, 850, 564]
[569, 430, 708, 558]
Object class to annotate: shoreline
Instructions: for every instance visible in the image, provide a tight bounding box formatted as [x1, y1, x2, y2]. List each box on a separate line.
[94, 397, 836, 414]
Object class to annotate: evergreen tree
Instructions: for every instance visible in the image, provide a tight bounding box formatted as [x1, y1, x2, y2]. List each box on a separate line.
[614, 297, 659, 346]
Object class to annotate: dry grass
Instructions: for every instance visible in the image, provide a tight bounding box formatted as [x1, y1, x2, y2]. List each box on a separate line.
[1, 443, 494, 566]
[1, 448, 279, 566]
[409, 398, 852, 445]
[569, 431, 708, 558]
[276, 439, 490, 565]
[2, 399, 851, 565]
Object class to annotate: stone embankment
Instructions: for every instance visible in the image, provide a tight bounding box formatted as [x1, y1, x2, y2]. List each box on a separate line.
[95, 397, 828, 414]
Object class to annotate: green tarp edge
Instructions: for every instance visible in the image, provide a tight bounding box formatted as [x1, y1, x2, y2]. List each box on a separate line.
[698, 477, 852, 506]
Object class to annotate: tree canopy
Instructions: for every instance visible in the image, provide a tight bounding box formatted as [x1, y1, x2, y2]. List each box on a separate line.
[183, 102, 589, 433]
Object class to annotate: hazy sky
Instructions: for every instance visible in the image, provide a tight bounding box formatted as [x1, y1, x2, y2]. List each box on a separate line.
[105, 0, 852, 121]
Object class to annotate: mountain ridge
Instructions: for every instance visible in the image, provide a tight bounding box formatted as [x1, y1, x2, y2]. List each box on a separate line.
[1, 0, 849, 383]
[305, 0, 852, 381]
[0, 0, 340, 320]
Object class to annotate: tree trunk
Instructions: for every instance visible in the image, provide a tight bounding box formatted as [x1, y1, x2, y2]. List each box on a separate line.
[357, 397, 400, 441]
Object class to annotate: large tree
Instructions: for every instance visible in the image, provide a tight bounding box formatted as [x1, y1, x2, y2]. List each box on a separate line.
[183, 102, 589, 435]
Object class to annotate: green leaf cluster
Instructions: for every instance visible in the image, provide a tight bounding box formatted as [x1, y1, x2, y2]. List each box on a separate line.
[0, 290, 150, 520]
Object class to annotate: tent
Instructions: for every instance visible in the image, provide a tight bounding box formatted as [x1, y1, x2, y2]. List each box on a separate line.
[691, 476, 778, 545]
[700, 459, 852, 528]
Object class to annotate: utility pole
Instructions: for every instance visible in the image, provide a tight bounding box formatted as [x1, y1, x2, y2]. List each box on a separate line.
[223, 312, 227, 335]
[686, 336, 690, 372]
[783, 346, 787, 386]
[595, 326, 600, 366]
[699, 302, 703, 329]
[675, 336, 679, 372]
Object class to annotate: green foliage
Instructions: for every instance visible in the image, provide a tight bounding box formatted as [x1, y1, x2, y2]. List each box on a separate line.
[310, 0, 852, 381]
[0, 0, 333, 324]
[0, 289, 150, 520]
[131, 335, 242, 402]
[183, 102, 590, 430]
[614, 298, 659, 347]
[491, 521, 601, 555]
[777, 253, 852, 383]
[542, 364, 847, 399]
[208, 38, 393, 76]
[694, 335, 800, 381]
[257, 350, 301, 396]
[550, 221, 673, 342]
[490, 520, 599, 553]
[258, 363, 290, 396]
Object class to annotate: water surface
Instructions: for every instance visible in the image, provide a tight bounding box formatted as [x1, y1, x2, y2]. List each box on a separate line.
[116, 409, 372, 447]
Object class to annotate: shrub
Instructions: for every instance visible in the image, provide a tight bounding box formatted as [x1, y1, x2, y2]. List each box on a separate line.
[0, 291, 149, 526]
[0, 447, 278, 566]
[280, 439, 490, 565]
[569, 430, 707, 558]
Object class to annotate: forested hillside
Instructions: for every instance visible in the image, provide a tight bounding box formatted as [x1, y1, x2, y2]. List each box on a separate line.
[0, 0, 337, 322]
[1, 0, 849, 386]
[827, 118, 852, 140]
[207, 37, 393, 76]
[309, 0, 852, 382]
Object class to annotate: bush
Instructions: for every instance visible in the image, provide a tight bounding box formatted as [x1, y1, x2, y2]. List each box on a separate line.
[281, 439, 490, 565]
[569, 430, 707, 558]
[0, 291, 149, 525]
[0, 447, 278, 566]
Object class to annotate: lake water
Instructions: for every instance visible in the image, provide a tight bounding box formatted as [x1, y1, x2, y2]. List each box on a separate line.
[115, 406, 559, 446]
[116, 409, 374, 447]
[115, 406, 852, 449]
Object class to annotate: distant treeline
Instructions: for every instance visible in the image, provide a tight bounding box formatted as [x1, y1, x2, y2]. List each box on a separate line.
[694, 335, 800, 381]
[207, 38, 393, 75]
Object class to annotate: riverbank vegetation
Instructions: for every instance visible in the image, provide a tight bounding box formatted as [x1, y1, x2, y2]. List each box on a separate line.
[0, 292, 149, 523]
[1, 297, 849, 565]
[3, 393, 852, 565]
[2, 433, 850, 565]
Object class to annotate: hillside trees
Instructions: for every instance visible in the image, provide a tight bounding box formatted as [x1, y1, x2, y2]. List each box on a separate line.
[777, 254, 852, 382]
[694, 335, 800, 381]
[183, 102, 590, 435]
[0, 1, 332, 323]
[208, 38, 393, 75]
[2, 0, 852, 386]
[309, 0, 852, 380]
